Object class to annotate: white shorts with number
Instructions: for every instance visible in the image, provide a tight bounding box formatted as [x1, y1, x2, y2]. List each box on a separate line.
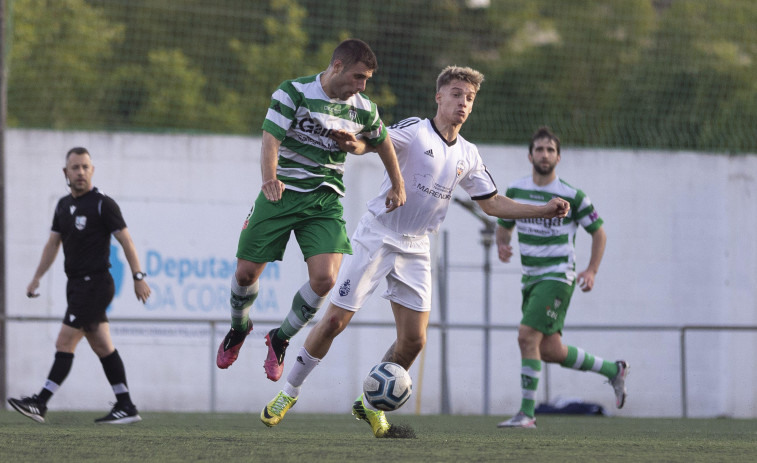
[330, 213, 432, 312]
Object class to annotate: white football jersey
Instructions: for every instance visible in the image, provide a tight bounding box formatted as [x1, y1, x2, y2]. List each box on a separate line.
[366, 117, 497, 235]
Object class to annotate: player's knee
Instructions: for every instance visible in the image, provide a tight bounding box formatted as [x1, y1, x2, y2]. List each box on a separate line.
[319, 312, 349, 338]
[235, 260, 263, 286]
[236, 274, 254, 286]
[539, 341, 566, 364]
[540, 348, 559, 363]
[55, 339, 71, 352]
[517, 331, 538, 352]
[310, 275, 337, 296]
[399, 335, 425, 359]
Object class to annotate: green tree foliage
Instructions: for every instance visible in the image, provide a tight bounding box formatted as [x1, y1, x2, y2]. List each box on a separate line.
[8, 0, 124, 128]
[228, 0, 336, 130]
[472, 0, 658, 147]
[5, 0, 757, 152]
[614, 0, 757, 151]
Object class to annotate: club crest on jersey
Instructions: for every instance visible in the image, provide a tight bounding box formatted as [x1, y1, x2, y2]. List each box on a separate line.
[75, 216, 87, 230]
[338, 279, 351, 296]
[349, 106, 357, 122]
[456, 160, 465, 177]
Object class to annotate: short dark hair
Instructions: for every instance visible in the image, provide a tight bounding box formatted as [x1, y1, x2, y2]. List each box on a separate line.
[331, 38, 378, 72]
[529, 126, 561, 155]
[66, 147, 91, 160]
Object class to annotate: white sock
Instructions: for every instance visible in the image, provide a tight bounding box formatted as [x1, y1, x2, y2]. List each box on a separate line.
[285, 347, 321, 390]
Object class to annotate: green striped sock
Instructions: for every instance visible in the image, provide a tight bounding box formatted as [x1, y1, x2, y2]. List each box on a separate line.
[562, 345, 618, 379]
[278, 283, 326, 340]
[229, 280, 258, 331]
[519, 358, 542, 418]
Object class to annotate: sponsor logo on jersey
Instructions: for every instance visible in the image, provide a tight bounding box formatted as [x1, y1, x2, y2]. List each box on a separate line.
[69, 205, 77, 215]
[413, 174, 452, 200]
[588, 210, 599, 222]
[520, 217, 564, 228]
[416, 183, 452, 200]
[322, 103, 342, 115]
[424, 149, 434, 158]
[75, 216, 87, 230]
[297, 117, 333, 138]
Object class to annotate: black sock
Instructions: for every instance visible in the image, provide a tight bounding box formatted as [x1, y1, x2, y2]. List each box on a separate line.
[100, 350, 133, 406]
[38, 351, 74, 404]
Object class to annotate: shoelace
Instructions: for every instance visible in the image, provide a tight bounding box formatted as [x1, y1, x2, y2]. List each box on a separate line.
[270, 394, 292, 415]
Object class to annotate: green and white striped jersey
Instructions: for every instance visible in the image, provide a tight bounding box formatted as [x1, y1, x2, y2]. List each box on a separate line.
[497, 176, 603, 287]
[261, 72, 387, 196]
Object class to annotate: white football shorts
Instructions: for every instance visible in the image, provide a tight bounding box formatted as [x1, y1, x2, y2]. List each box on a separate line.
[330, 213, 432, 312]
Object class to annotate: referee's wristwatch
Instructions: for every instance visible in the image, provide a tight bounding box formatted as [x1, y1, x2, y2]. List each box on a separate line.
[133, 272, 147, 281]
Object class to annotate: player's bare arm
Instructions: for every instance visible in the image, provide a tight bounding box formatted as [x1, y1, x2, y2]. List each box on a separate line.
[260, 131, 286, 202]
[577, 225, 606, 292]
[476, 195, 569, 220]
[373, 135, 406, 212]
[26, 232, 62, 298]
[113, 228, 152, 303]
[495, 225, 514, 263]
[328, 129, 370, 155]
[327, 131, 405, 211]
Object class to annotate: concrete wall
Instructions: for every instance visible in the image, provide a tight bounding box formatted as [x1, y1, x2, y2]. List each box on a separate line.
[4, 129, 756, 418]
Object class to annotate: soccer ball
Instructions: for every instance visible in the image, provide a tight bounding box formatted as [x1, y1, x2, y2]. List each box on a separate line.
[362, 361, 412, 411]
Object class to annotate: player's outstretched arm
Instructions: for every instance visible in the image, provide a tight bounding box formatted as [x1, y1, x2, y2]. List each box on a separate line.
[329, 130, 406, 211]
[476, 195, 569, 220]
[329, 129, 370, 155]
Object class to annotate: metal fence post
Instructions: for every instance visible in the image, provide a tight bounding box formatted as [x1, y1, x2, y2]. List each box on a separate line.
[439, 231, 450, 414]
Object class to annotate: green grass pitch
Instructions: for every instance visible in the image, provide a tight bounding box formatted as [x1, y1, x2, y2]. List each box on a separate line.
[2, 411, 756, 462]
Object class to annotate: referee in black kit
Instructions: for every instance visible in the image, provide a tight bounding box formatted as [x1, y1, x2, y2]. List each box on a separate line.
[7, 147, 151, 424]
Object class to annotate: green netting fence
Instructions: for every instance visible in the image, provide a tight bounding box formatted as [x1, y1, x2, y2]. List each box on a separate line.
[5, 0, 757, 153]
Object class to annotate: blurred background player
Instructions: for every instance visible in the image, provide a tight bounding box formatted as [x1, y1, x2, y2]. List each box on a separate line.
[259, 66, 570, 437]
[215, 39, 405, 381]
[7, 147, 151, 424]
[495, 126, 628, 429]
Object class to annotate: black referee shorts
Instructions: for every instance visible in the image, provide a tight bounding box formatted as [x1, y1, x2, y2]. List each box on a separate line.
[63, 271, 115, 332]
